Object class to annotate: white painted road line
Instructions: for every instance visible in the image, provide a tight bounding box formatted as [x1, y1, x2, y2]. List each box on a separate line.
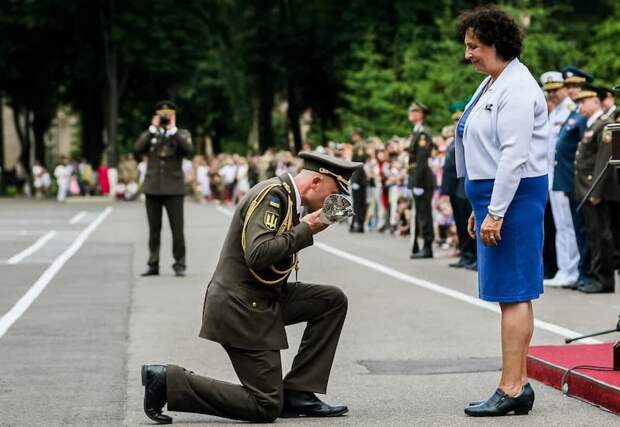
[68, 211, 87, 225]
[0, 207, 113, 339]
[7, 231, 57, 264]
[215, 206, 599, 344]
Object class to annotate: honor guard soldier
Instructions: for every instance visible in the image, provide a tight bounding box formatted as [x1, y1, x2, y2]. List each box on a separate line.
[349, 128, 367, 233]
[551, 66, 593, 289]
[134, 101, 194, 277]
[141, 152, 361, 424]
[407, 101, 436, 259]
[573, 89, 616, 293]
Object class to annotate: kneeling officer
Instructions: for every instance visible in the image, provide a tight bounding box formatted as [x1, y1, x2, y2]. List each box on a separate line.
[141, 151, 361, 423]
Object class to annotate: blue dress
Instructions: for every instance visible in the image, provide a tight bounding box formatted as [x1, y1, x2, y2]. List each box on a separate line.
[459, 92, 547, 303]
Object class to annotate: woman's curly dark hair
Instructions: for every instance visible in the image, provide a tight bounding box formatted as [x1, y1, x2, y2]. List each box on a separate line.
[457, 6, 523, 61]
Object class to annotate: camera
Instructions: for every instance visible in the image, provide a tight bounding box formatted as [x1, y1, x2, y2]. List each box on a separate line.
[159, 114, 170, 127]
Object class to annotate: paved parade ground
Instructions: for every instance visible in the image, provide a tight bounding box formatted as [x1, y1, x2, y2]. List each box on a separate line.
[1, 198, 619, 426]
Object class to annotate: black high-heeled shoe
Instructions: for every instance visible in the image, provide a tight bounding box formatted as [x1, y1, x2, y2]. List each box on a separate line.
[465, 383, 534, 417]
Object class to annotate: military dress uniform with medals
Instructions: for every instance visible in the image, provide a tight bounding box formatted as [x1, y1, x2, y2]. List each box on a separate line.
[141, 152, 360, 424]
[573, 90, 614, 293]
[407, 104, 435, 258]
[134, 101, 194, 276]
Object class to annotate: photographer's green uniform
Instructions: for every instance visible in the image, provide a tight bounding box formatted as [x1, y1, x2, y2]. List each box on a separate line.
[134, 124, 194, 274]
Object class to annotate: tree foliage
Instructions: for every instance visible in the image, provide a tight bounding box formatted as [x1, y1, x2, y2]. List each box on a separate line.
[0, 0, 618, 170]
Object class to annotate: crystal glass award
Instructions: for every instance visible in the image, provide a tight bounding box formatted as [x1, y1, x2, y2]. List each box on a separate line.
[319, 194, 354, 224]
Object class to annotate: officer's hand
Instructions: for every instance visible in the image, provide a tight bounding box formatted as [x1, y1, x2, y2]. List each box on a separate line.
[151, 115, 160, 128]
[167, 112, 176, 130]
[480, 214, 503, 247]
[301, 209, 329, 235]
[467, 213, 476, 239]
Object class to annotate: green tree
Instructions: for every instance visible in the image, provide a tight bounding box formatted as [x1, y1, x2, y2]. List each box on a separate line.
[332, 31, 402, 141]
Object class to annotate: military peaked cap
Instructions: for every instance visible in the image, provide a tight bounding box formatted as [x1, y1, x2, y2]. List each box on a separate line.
[299, 151, 362, 195]
[155, 100, 177, 113]
[573, 90, 598, 102]
[562, 66, 594, 85]
[539, 71, 564, 91]
[409, 101, 430, 114]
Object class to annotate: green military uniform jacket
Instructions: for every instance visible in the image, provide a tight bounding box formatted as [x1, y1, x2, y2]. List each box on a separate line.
[594, 113, 620, 202]
[574, 112, 612, 201]
[134, 127, 194, 195]
[199, 174, 314, 350]
[407, 123, 435, 190]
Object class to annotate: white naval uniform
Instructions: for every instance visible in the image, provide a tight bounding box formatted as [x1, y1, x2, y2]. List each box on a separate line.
[547, 96, 579, 285]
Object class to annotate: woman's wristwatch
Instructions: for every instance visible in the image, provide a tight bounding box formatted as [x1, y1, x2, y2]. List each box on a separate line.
[487, 212, 503, 222]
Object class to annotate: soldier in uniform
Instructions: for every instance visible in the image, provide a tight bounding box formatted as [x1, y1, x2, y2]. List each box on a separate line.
[574, 89, 617, 293]
[134, 101, 194, 277]
[551, 67, 592, 289]
[600, 86, 619, 121]
[141, 152, 361, 424]
[349, 128, 367, 233]
[407, 101, 435, 259]
[540, 71, 580, 288]
[443, 108, 477, 270]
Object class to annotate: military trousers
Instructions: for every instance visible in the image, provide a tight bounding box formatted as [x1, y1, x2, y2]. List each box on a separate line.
[568, 194, 592, 283]
[549, 190, 579, 282]
[166, 281, 348, 422]
[582, 201, 618, 291]
[543, 199, 558, 279]
[145, 194, 186, 271]
[350, 185, 367, 231]
[413, 191, 434, 247]
[449, 195, 476, 264]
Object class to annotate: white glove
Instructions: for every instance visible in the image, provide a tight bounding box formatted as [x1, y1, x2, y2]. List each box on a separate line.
[412, 187, 425, 196]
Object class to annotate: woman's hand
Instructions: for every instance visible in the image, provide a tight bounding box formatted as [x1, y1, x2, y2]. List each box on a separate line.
[467, 213, 476, 239]
[480, 214, 503, 247]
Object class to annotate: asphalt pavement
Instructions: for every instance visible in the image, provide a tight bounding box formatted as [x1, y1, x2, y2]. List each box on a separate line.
[0, 198, 618, 426]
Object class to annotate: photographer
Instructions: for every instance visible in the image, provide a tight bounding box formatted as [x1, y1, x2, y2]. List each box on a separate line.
[134, 101, 194, 277]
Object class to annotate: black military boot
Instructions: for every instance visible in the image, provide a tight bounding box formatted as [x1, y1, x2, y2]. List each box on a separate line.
[282, 390, 348, 418]
[141, 365, 172, 424]
[410, 242, 433, 259]
[141, 266, 159, 277]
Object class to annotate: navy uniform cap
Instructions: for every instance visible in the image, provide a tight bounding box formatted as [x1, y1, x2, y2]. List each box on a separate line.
[299, 151, 362, 195]
[561, 66, 594, 85]
[155, 100, 177, 112]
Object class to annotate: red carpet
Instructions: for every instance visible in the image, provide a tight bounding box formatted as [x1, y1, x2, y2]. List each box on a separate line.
[528, 343, 620, 414]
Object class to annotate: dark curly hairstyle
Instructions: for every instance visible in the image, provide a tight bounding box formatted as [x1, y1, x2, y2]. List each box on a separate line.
[457, 6, 523, 61]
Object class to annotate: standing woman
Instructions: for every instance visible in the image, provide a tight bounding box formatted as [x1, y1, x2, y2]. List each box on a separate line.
[454, 7, 550, 416]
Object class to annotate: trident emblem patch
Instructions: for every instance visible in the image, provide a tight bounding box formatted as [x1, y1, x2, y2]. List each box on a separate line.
[264, 211, 279, 230]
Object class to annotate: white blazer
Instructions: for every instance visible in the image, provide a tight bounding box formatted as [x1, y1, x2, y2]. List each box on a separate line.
[455, 58, 550, 216]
